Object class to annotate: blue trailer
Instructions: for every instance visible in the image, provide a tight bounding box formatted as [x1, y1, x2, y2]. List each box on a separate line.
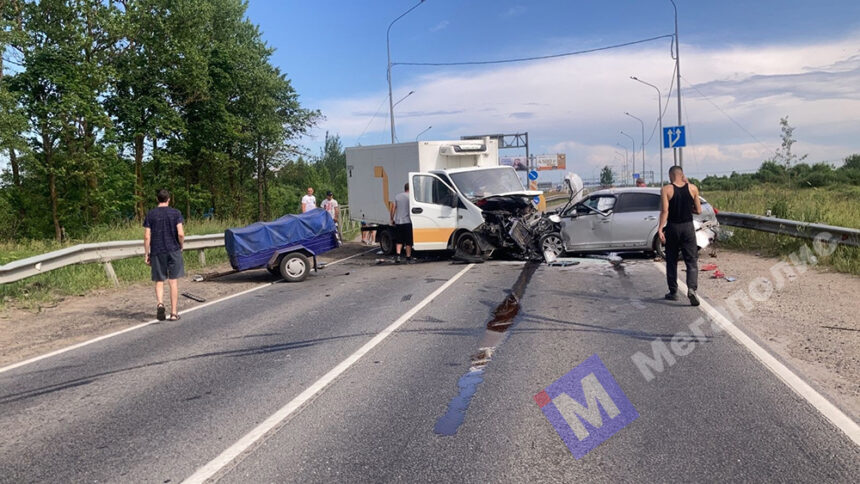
[224, 209, 339, 282]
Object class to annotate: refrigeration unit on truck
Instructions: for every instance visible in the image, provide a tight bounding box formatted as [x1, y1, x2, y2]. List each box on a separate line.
[345, 138, 549, 259]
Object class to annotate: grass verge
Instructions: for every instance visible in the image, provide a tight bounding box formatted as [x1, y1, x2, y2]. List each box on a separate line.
[705, 185, 859, 275]
[1, 219, 243, 310]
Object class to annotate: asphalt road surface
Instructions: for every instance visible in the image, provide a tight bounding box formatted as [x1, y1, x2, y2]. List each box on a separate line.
[0, 253, 857, 483]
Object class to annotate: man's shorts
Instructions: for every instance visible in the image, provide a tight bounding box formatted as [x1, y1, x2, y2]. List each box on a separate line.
[151, 250, 185, 281]
[394, 223, 413, 246]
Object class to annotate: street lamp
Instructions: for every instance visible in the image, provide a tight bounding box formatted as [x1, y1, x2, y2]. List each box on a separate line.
[631, 76, 664, 184]
[620, 131, 635, 186]
[415, 125, 432, 141]
[390, 90, 415, 142]
[616, 143, 629, 184]
[387, 0, 426, 144]
[670, 0, 683, 166]
[625, 112, 645, 180]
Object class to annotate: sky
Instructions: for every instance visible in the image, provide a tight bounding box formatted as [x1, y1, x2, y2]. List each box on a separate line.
[235, 2, 854, 180]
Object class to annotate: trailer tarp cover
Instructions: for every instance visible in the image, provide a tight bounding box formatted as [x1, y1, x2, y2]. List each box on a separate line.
[224, 209, 335, 269]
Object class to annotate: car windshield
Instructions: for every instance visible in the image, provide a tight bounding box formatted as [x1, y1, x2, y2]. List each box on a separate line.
[449, 167, 527, 199]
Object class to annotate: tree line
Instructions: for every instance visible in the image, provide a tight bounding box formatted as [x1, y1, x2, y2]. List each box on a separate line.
[0, 0, 324, 241]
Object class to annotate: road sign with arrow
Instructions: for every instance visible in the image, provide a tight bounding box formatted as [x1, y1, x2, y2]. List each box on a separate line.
[663, 126, 686, 149]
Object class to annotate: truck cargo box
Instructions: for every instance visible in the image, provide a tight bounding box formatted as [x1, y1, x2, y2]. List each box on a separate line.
[346, 139, 499, 225]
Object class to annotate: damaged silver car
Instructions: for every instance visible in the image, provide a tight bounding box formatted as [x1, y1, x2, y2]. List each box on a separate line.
[539, 186, 720, 259]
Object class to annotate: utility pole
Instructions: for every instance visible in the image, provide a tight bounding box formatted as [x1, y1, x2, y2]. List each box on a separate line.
[670, 0, 683, 167]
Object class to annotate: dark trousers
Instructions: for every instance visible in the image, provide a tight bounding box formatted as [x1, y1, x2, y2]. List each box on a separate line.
[665, 221, 698, 292]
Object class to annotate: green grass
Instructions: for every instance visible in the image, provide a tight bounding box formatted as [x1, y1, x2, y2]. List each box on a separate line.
[705, 185, 860, 275]
[1, 218, 243, 310]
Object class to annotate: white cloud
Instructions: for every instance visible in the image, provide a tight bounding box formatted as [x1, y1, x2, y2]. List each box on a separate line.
[502, 6, 527, 18]
[430, 20, 449, 32]
[313, 34, 860, 179]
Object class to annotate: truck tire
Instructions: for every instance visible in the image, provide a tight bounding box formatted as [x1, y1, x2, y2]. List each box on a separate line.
[279, 252, 310, 282]
[455, 232, 480, 258]
[377, 229, 395, 255]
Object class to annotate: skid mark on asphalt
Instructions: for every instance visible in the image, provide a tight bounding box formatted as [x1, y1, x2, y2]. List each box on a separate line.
[434, 261, 540, 436]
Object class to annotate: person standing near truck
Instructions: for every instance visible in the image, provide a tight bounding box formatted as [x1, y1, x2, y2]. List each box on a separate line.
[390, 183, 414, 264]
[321, 191, 341, 245]
[658, 165, 703, 306]
[301, 187, 316, 213]
[144, 189, 185, 321]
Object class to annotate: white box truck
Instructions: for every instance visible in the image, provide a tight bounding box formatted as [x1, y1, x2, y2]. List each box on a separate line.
[346, 138, 545, 258]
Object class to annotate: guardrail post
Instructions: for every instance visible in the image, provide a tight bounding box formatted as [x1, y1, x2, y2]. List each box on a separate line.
[103, 261, 119, 288]
[198, 249, 206, 267]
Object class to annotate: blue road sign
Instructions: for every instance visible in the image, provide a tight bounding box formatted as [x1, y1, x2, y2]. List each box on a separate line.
[532, 195, 541, 205]
[632, 173, 640, 179]
[528, 170, 539, 181]
[663, 125, 686, 149]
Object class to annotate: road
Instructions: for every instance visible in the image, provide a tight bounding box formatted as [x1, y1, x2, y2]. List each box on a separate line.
[0, 251, 857, 483]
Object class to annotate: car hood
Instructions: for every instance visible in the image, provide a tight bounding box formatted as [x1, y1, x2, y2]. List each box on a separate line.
[474, 191, 543, 212]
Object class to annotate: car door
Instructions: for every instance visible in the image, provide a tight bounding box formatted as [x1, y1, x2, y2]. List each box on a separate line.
[560, 195, 615, 251]
[610, 192, 661, 248]
[409, 172, 459, 251]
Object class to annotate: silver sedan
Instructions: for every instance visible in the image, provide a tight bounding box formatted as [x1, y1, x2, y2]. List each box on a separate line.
[539, 187, 719, 257]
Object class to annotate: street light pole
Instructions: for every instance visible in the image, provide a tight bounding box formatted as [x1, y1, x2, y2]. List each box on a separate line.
[616, 143, 629, 185]
[631, 76, 664, 184]
[390, 90, 415, 142]
[415, 125, 432, 141]
[620, 131, 635, 186]
[670, 0, 683, 166]
[625, 112, 645, 180]
[387, 0, 425, 144]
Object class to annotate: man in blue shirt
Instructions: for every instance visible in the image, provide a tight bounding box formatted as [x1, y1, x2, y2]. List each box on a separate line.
[144, 189, 186, 321]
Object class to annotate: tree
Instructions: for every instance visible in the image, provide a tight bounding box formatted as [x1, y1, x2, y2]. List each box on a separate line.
[771, 116, 807, 185]
[600, 165, 614, 186]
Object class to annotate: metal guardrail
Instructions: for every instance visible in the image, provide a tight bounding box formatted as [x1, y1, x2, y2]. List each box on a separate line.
[1, 205, 359, 286]
[716, 212, 859, 247]
[0, 234, 225, 286]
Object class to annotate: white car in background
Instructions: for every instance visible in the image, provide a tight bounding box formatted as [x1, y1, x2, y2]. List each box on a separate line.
[539, 187, 719, 258]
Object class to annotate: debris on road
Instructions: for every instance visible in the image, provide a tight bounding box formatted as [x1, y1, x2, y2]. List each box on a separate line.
[181, 292, 206, 302]
[712, 269, 725, 279]
[701, 263, 718, 271]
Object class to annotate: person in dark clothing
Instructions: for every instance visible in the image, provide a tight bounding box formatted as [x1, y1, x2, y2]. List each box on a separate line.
[658, 166, 703, 306]
[144, 189, 186, 320]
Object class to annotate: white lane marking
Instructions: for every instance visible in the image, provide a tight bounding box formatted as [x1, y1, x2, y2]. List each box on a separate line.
[0, 248, 377, 375]
[182, 263, 476, 484]
[653, 262, 860, 447]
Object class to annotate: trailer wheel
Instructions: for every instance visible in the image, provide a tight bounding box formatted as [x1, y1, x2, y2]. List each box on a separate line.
[455, 232, 480, 257]
[377, 229, 395, 255]
[279, 252, 310, 282]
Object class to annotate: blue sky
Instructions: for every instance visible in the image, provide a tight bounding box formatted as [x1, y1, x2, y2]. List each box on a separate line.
[247, 0, 860, 180]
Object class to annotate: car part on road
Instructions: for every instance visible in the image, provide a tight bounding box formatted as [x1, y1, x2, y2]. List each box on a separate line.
[181, 292, 207, 302]
[280, 252, 310, 282]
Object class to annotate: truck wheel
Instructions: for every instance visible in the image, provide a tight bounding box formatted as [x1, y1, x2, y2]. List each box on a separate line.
[377, 229, 395, 255]
[455, 232, 480, 257]
[539, 232, 564, 258]
[279, 252, 309, 282]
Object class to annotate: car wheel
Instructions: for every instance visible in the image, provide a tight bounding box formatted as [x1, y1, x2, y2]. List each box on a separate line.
[539, 232, 564, 258]
[279, 252, 309, 282]
[455, 232, 481, 257]
[652, 235, 665, 259]
[377, 229, 395, 255]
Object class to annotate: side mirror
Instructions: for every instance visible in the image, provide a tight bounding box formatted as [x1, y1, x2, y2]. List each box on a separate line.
[447, 192, 458, 208]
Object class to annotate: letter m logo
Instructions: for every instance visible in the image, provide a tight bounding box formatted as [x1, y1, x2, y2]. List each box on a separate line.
[534, 354, 639, 459]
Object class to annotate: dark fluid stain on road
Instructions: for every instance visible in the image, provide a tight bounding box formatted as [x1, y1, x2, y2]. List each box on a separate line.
[434, 261, 539, 436]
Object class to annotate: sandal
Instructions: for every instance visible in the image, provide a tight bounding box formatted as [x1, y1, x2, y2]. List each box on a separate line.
[167, 313, 181, 321]
[156, 304, 166, 321]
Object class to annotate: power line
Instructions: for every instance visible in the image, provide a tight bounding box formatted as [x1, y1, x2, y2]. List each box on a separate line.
[680, 75, 771, 151]
[356, 93, 390, 144]
[392, 34, 675, 67]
